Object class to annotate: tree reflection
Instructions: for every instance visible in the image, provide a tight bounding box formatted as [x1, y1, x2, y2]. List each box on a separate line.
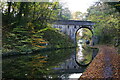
[2, 49, 74, 79]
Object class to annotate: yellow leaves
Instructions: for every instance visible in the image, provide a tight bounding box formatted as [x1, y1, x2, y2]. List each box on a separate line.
[34, 38, 44, 41]
[37, 28, 49, 33]
[115, 4, 120, 7]
[32, 42, 47, 48]
[32, 38, 47, 43]
[31, 55, 48, 68]
[31, 37, 48, 48]
[39, 60, 47, 63]
[31, 31, 35, 33]
[33, 60, 47, 64]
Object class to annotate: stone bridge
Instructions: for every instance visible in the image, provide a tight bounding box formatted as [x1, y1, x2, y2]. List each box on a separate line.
[52, 20, 95, 43]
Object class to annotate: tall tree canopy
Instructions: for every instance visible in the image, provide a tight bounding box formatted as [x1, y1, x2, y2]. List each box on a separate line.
[1, 2, 72, 53]
[86, 2, 120, 47]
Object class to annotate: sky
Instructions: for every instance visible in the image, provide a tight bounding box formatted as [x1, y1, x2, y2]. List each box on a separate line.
[60, 0, 99, 13]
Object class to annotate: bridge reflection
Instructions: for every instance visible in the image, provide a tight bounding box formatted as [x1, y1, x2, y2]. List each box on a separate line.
[53, 54, 87, 74]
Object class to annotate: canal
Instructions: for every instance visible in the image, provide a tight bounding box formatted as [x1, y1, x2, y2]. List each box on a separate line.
[2, 45, 98, 80]
[2, 28, 98, 79]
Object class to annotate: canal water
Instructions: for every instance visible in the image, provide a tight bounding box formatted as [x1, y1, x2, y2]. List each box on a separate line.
[2, 44, 98, 80]
[2, 28, 98, 79]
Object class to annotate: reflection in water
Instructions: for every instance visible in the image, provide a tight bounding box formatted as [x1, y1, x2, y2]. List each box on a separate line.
[56, 73, 82, 80]
[2, 30, 98, 79]
[76, 43, 93, 65]
[3, 48, 86, 79]
[2, 46, 98, 79]
[69, 73, 82, 79]
[76, 44, 84, 61]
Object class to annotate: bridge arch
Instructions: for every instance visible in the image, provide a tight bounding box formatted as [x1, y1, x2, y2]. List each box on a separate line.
[75, 26, 93, 35]
[75, 27, 93, 45]
[53, 20, 95, 43]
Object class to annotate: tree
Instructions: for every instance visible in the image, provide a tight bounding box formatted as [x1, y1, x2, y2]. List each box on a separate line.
[72, 11, 86, 20]
[86, 2, 120, 46]
[2, 2, 62, 53]
[59, 7, 71, 20]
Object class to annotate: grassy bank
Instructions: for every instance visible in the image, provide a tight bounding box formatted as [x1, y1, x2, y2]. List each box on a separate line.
[2, 27, 75, 56]
[42, 28, 74, 49]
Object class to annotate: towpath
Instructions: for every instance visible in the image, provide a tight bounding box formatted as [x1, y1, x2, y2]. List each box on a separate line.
[79, 45, 120, 80]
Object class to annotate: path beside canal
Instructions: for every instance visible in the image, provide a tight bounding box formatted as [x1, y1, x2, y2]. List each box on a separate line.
[79, 45, 120, 80]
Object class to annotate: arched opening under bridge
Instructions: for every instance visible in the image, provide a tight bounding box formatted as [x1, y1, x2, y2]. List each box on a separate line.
[75, 28, 93, 66]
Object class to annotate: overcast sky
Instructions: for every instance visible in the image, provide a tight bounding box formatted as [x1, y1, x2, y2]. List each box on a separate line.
[60, 0, 99, 13]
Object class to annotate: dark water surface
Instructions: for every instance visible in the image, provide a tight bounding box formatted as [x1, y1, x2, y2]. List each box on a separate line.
[2, 46, 98, 80]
